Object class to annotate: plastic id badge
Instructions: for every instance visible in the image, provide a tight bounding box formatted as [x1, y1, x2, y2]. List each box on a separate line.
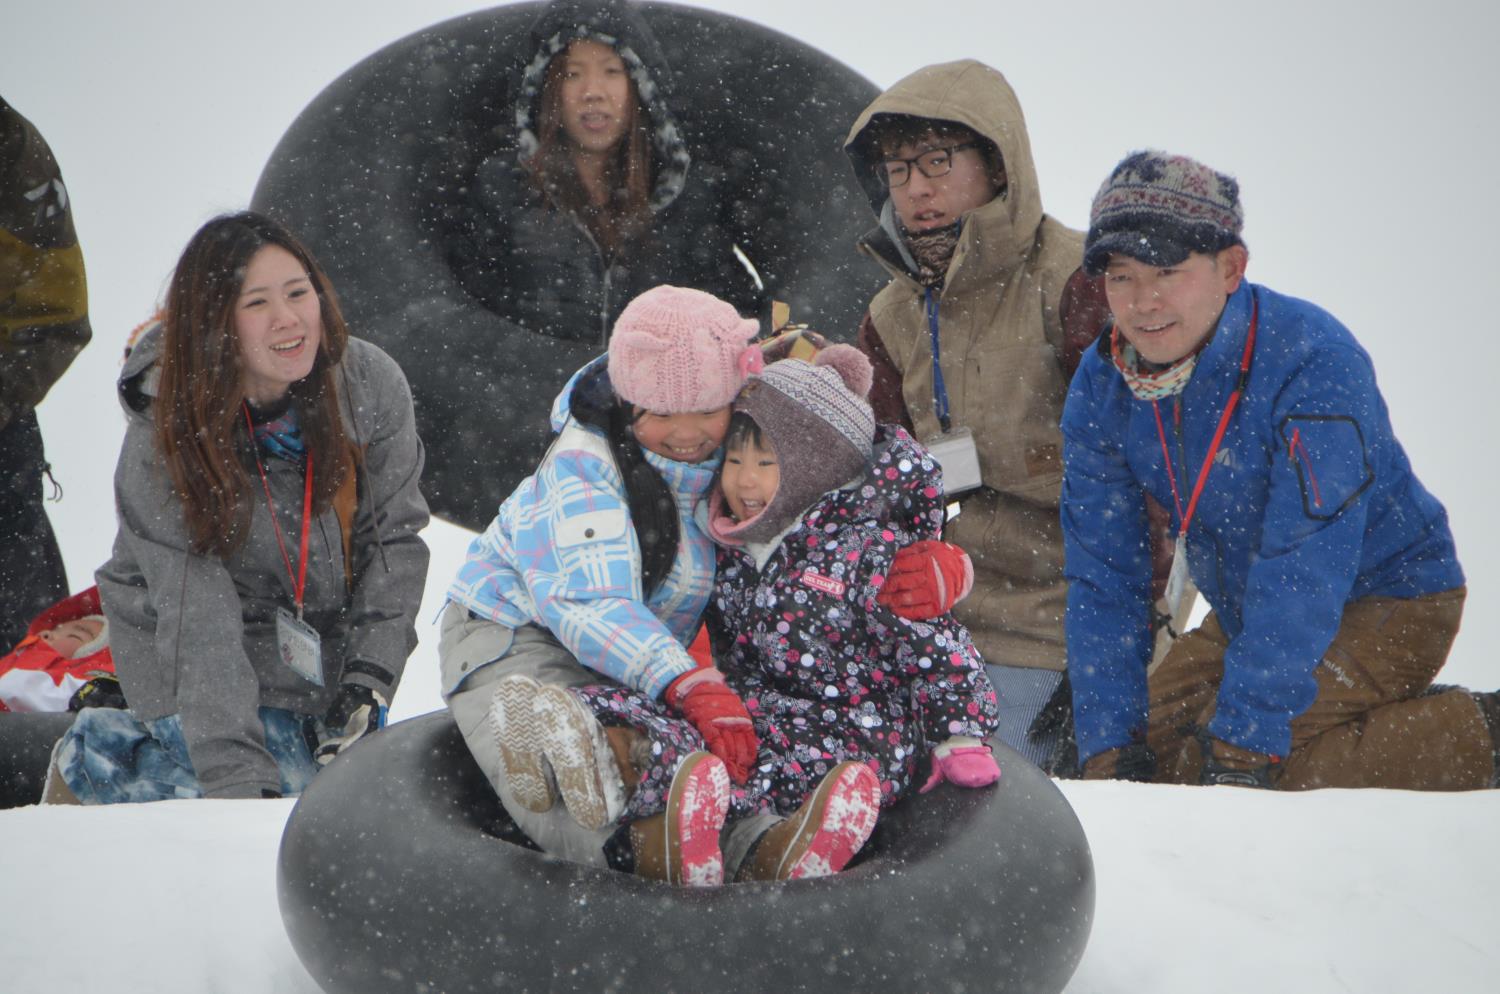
[925, 427, 983, 496]
[277, 607, 325, 686]
[1165, 535, 1190, 618]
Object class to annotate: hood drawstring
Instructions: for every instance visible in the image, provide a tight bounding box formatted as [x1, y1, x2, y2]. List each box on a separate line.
[41, 462, 62, 501]
[339, 362, 390, 575]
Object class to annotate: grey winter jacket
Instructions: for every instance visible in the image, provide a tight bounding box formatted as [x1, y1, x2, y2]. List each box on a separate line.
[96, 326, 430, 798]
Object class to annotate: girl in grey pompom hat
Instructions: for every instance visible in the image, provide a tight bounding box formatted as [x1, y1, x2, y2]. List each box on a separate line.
[710, 344, 878, 546]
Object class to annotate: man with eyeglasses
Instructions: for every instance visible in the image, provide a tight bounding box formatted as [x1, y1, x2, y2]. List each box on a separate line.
[842, 60, 1131, 773]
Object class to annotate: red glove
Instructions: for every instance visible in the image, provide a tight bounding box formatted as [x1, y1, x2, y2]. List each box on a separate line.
[880, 540, 974, 620]
[665, 667, 759, 784]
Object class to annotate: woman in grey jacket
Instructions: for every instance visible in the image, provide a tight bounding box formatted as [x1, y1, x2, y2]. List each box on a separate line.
[50, 212, 430, 803]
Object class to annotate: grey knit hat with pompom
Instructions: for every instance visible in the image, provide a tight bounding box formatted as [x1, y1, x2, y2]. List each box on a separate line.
[727, 345, 876, 543]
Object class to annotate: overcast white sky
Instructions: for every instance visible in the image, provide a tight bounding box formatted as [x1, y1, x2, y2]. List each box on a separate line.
[3, 0, 1497, 688]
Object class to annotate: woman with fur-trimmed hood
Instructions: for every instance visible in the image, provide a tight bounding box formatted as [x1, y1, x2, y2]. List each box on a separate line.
[447, 0, 768, 346]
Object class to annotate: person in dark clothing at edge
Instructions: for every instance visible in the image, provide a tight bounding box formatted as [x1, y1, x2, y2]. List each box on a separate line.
[0, 95, 92, 651]
[1062, 150, 1500, 790]
[446, 0, 775, 348]
[842, 61, 1183, 773]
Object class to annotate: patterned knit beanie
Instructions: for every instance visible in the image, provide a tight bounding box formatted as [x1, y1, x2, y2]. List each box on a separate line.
[719, 345, 876, 544]
[1083, 150, 1244, 275]
[608, 285, 761, 413]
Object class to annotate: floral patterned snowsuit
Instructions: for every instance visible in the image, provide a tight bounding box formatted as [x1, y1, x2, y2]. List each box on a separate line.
[573, 427, 1000, 825]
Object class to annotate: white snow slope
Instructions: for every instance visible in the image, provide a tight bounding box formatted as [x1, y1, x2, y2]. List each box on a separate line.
[2, 3, 1497, 993]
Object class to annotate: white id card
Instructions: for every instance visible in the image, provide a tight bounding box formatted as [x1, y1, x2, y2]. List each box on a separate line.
[925, 427, 983, 496]
[1165, 535, 1190, 618]
[277, 607, 324, 686]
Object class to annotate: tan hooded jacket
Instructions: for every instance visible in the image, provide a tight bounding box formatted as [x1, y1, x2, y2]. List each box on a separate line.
[844, 60, 1106, 673]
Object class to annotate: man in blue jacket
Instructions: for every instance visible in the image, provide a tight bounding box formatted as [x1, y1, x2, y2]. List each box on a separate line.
[1061, 150, 1498, 789]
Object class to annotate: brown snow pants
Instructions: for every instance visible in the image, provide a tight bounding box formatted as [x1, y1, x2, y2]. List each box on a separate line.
[1148, 587, 1495, 789]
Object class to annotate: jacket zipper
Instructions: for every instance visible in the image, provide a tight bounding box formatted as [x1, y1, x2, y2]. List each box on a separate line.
[567, 211, 612, 347]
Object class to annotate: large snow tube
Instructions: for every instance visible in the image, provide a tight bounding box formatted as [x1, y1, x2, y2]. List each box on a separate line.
[0, 711, 75, 808]
[251, 3, 885, 531]
[278, 711, 1094, 994]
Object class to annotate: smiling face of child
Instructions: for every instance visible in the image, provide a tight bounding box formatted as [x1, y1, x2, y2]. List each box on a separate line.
[720, 432, 780, 523]
[630, 407, 732, 464]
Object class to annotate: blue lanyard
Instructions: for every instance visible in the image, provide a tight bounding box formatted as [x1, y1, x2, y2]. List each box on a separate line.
[925, 288, 952, 432]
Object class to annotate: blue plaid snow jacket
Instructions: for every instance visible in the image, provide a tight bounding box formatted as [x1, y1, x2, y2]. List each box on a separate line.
[447, 358, 718, 698]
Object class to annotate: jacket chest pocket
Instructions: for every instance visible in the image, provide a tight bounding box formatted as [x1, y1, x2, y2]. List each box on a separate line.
[1277, 415, 1373, 520]
[962, 340, 1067, 500]
[555, 508, 629, 548]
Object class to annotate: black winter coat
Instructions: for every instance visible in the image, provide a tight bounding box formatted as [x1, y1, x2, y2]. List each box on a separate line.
[445, 0, 768, 347]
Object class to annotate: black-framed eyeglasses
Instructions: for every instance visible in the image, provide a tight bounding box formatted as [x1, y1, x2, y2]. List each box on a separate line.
[875, 143, 981, 189]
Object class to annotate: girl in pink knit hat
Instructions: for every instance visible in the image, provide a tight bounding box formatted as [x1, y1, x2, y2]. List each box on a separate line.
[562, 345, 1003, 884]
[439, 285, 972, 887]
[439, 284, 767, 885]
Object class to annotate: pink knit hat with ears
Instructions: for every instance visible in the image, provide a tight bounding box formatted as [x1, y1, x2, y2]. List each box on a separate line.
[608, 285, 762, 413]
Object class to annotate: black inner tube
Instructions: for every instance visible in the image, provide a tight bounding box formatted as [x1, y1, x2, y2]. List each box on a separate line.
[0, 711, 75, 808]
[251, 2, 887, 530]
[279, 711, 1094, 994]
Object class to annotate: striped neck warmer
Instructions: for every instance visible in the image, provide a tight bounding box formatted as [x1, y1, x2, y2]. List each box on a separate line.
[1111, 325, 1197, 401]
[905, 220, 962, 287]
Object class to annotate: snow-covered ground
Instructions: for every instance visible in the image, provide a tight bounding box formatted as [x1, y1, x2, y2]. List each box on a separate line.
[2, 519, 1496, 994]
[2, 2, 1497, 992]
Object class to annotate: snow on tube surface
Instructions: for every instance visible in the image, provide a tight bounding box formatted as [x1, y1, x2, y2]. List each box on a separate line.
[278, 711, 1094, 994]
[0, 711, 75, 808]
[251, 2, 886, 531]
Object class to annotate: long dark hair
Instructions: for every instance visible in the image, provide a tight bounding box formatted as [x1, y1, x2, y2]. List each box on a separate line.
[526, 43, 655, 255]
[569, 367, 679, 597]
[156, 211, 355, 557]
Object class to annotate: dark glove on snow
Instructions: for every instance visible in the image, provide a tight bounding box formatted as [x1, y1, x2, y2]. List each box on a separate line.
[68, 675, 127, 711]
[314, 683, 388, 766]
[1197, 730, 1281, 789]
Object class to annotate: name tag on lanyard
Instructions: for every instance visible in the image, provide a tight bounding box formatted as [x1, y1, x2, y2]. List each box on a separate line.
[1165, 535, 1190, 618]
[277, 607, 324, 686]
[924, 427, 983, 496]
[1151, 295, 1259, 619]
[246, 404, 323, 684]
[922, 289, 983, 498]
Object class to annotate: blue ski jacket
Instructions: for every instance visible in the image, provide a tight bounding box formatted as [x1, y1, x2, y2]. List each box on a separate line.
[1061, 280, 1462, 761]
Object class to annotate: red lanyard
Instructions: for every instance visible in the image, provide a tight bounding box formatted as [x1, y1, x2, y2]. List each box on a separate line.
[1151, 298, 1258, 538]
[244, 405, 315, 618]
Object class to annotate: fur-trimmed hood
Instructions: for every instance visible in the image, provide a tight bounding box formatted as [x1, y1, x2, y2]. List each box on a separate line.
[514, 0, 690, 211]
[843, 59, 1046, 283]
